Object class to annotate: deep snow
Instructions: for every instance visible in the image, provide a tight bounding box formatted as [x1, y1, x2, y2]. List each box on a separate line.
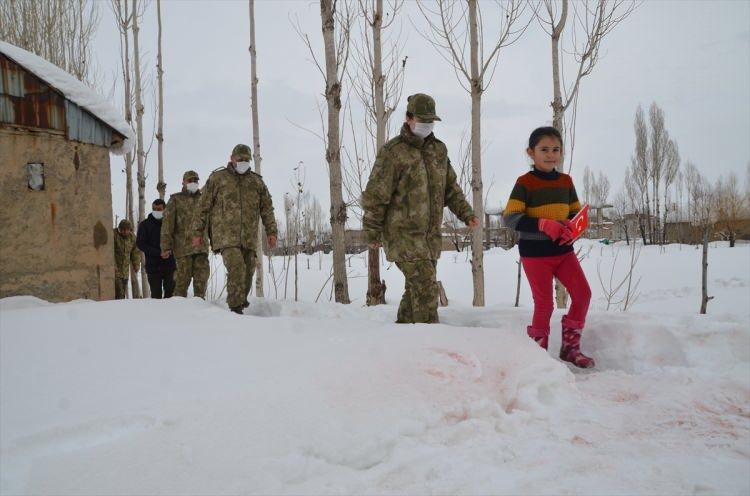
[1, 241, 748, 494]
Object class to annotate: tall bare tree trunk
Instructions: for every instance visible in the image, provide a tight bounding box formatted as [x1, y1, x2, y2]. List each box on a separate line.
[155, 0, 165, 200]
[468, 0, 485, 307]
[549, 0, 568, 309]
[132, 0, 149, 298]
[248, 0, 264, 297]
[116, 0, 141, 298]
[366, 0, 386, 306]
[700, 227, 712, 314]
[550, 0, 567, 135]
[321, 0, 350, 304]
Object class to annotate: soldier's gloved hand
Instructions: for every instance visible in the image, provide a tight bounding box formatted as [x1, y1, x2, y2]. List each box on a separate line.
[161, 250, 171, 259]
[268, 235, 278, 250]
[467, 217, 480, 230]
[192, 237, 203, 248]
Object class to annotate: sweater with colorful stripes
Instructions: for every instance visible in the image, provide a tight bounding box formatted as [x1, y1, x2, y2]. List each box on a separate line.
[503, 168, 582, 257]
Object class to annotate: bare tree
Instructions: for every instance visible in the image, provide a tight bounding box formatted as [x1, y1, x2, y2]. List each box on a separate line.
[131, 0, 149, 297]
[596, 241, 641, 311]
[111, 0, 141, 298]
[632, 105, 651, 244]
[648, 102, 669, 243]
[248, 0, 266, 297]
[685, 162, 714, 314]
[661, 138, 680, 243]
[582, 165, 593, 205]
[612, 187, 630, 245]
[0, 0, 101, 86]
[536, 0, 638, 172]
[155, 0, 166, 200]
[418, 0, 530, 306]
[348, 0, 406, 306]
[295, 0, 355, 303]
[714, 172, 744, 248]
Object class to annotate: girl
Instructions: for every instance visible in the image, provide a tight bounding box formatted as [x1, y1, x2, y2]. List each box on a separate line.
[503, 127, 594, 368]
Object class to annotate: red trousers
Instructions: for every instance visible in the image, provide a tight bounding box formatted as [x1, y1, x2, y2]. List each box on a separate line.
[521, 251, 591, 337]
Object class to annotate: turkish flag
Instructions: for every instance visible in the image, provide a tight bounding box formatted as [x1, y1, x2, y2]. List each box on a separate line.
[569, 204, 590, 241]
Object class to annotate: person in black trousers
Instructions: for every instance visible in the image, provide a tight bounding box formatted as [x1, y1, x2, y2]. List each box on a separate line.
[137, 199, 177, 298]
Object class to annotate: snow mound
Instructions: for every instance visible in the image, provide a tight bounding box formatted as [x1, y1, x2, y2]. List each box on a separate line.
[0, 295, 54, 311]
[0, 41, 134, 155]
[1, 293, 747, 495]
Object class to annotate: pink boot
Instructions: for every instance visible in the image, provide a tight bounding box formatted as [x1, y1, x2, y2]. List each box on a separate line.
[560, 327, 595, 368]
[527, 326, 549, 350]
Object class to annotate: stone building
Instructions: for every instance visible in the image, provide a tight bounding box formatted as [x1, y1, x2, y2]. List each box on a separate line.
[0, 41, 132, 302]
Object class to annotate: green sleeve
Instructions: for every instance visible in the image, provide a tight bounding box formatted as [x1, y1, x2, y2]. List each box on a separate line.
[191, 179, 214, 238]
[161, 197, 176, 252]
[362, 149, 396, 244]
[130, 238, 140, 270]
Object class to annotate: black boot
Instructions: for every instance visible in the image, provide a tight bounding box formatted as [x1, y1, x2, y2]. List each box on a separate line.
[230, 306, 244, 315]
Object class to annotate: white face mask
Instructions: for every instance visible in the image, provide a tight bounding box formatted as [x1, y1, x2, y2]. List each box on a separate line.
[411, 122, 434, 138]
[186, 182, 200, 193]
[152, 210, 164, 220]
[235, 161, 251, 174]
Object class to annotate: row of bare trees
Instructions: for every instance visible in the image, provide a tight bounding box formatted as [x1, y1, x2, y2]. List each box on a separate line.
[0, 0, 100, 86]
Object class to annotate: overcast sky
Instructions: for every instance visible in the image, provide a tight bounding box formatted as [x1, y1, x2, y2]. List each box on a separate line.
[94, 0, 750, 225]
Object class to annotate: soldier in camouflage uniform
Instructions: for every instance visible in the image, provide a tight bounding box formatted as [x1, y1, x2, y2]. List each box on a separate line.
[161, 170, 210, 298]
[362, 93, 479, 323]
[190, 144, 278, 313]
[113, 219, 140, 299]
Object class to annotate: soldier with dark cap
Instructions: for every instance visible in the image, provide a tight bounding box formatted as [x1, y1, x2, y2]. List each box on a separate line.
[362, 93, 479, 323]
[161, 170, 210, 298]
[190, 144, 278, 313]
[113, 219, 140, 299]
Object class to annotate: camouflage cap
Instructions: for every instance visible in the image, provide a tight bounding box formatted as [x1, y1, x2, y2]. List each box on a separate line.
[406, 93, 441, 122]
[183, 170, 199, 182]
[231, 144, 252, 160]
[118, 219, 133, 230]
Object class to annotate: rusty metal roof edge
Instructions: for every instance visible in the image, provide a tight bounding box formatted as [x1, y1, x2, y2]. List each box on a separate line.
[1, 52, 127, 144]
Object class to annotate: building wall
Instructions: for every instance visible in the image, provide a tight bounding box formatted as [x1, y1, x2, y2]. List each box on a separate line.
[0, 128, 115, 301]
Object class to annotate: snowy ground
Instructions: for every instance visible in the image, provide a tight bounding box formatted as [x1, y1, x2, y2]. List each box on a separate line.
[1, 240, 749, 495]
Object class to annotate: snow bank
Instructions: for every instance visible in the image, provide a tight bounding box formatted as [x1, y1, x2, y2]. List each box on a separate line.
[1, 291, 748, 494]
[0, 41, 134, 155]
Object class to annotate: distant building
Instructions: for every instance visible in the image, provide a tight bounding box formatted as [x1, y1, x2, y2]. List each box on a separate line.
[0, 41, 132, 302]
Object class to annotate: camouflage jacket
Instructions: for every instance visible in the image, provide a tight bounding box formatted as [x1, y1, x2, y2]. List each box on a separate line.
[190, 163, 277, 252]
[362, 124, 475, 262]
[113, 229, 140, 278]
[161, 188, 209, 258]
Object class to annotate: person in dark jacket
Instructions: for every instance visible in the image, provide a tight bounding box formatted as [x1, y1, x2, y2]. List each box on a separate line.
[137, 199, 177, 299]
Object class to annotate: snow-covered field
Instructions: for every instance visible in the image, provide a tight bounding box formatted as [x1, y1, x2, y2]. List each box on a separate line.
[1, 241, 749, 495]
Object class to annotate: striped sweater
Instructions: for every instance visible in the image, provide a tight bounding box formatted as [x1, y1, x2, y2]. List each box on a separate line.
[503, 168, 582, 257]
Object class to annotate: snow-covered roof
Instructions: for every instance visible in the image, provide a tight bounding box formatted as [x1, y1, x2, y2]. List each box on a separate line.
[0, 41, 133, 155]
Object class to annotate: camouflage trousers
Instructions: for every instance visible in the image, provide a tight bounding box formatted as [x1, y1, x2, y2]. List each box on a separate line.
[174, 253, 210, 298]
[220, 247, 256, 309]
[395, 259, 439, 324]
[115, 277, 129, 299]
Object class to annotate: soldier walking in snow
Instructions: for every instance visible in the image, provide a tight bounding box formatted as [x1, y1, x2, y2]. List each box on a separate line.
[190, 144, 277, 314]
[362, 93, 479, 324]
[113, 219, 140, 299]
[161, 170, 210, 299]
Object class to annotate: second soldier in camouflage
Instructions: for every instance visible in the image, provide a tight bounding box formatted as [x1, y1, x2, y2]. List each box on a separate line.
[362, 93, 478, 323]
[190, 144, 277, 313]
[161, 170, 210, 298]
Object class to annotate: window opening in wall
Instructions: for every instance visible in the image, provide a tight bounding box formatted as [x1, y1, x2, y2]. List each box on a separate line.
[27, 162, 44, 191]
